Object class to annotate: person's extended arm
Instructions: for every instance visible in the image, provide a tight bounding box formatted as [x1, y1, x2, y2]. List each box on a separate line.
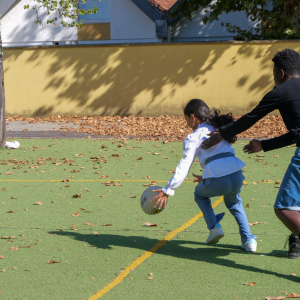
[201, 88, 279, 149]
[219, 88, 279, 141]
[151, 137, 199, 209]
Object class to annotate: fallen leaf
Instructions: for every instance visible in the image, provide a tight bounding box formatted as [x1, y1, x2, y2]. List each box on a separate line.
[249, 222, 261, 226]
[291, 273, 297, 276]
[144, 222, 158, 227]
[147, 276, 154, 280]
[7, 211, 16, 213]
[169, 169, 175, 173]
[82, 223, 94, 226]
[243, 282, 255, 286]
[246, 203, 250, 208]
[130, 196, 137, 198]
[47, 260, 60, 264]
[101, 223, 112, 226]
[286, 293, 300, 298]
[11, 197, 17, 199]
[62, 178, 69, 182]
[0, 256, 4, 259]
[9, 247, 18, 251]
[72, 193, 82, 198]
[72, 210, 80, 217]
[265, 297, 285, 300]
[34, 201, 42, 205]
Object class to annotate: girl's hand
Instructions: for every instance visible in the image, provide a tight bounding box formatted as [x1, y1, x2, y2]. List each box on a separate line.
[192, 173, 203, 183]
[243, 139, 262, 154]
[151, 189, 169, 210]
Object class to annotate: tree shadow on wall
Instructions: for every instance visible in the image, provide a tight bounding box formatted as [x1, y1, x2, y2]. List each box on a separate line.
[4, 16, 291, 117]
[5, 44, 231, 116]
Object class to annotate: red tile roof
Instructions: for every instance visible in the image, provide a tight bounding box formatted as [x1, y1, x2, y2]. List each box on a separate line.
[147, 0, 178, 14]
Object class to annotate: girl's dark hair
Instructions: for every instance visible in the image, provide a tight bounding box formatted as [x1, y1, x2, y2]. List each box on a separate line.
[184, 99, 237, 144]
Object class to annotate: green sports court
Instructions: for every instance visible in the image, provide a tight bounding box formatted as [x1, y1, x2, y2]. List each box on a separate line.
[0, 138, 299, 300]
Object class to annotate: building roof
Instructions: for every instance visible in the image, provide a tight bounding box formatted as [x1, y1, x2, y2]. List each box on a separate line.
[0, 0, 20, 18]
[147, 0, 178, 14]
[131, 0, 178, 24]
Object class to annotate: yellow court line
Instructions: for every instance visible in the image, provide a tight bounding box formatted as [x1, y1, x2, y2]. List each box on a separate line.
[88, 196, 224, 300]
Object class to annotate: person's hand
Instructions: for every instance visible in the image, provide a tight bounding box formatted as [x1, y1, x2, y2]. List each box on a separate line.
[243, 139, 262, 154]
[201, 132, 223, 149]
[151, 189, 169, 210]
[192, 173, 203, 183]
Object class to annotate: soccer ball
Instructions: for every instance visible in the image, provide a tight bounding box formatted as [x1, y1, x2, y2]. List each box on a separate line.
[141, 186, 164, 215]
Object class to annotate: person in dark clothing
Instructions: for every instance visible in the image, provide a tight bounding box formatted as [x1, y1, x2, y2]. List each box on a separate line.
[201, 48, 300, 259]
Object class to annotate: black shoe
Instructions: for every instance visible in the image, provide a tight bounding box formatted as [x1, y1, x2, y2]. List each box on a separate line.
[287, 233, 300, 259]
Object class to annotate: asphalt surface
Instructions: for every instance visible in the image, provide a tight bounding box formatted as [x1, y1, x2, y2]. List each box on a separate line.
[5, 121, 106, 139]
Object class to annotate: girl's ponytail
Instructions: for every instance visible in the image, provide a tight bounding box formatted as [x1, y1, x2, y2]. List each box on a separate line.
[208, 110, 237, 144]
[184, 99, 237, 144]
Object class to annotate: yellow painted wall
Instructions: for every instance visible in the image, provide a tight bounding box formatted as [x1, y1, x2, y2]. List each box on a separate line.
[3, 41, 300, 117]
[78, 23, 111, 41]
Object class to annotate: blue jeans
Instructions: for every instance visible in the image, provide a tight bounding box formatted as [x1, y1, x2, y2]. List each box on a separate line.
[274, 147, 300, 211]
[194, 170, 256, 243]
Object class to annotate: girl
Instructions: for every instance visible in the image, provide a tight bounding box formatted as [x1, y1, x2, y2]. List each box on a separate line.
[151, 99, 257, 251]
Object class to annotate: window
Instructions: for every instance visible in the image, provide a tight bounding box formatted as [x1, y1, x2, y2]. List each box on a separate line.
[79, 0, 110, 22]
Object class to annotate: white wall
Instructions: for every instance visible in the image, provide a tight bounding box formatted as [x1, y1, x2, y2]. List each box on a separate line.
[110, 0, 158, 42]
[171, 6, 259, 41]
[2, 0, 77, 46]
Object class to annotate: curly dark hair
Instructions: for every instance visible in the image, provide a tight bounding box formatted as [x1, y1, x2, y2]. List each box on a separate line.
[272, 49, 300, 75]
[183, 99, 237, 144]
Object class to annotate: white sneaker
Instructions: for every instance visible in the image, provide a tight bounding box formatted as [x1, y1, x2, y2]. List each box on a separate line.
[206, 224, 224, 244]
[241, 239, 257, 252]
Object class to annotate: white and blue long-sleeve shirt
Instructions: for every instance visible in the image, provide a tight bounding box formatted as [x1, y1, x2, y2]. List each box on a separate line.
[162, 123, 246, 196]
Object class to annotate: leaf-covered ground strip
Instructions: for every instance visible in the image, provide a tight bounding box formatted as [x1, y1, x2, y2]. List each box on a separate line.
[0, 138, 298, 300]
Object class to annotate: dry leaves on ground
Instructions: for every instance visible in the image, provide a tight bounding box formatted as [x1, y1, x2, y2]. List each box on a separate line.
[6, 115, 289, 141]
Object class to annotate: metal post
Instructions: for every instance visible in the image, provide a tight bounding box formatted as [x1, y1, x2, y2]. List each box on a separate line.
[0, 17, 6, 148]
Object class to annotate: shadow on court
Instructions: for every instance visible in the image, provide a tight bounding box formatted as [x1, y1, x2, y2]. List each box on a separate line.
[49, 231, 297, 283]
